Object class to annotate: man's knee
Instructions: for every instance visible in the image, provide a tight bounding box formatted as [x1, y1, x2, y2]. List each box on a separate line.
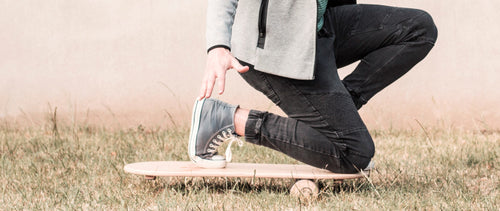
[414, 9, 438, 44]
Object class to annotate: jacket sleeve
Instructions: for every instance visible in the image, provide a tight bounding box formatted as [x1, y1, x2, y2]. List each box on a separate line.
[206, 0, 238, 53]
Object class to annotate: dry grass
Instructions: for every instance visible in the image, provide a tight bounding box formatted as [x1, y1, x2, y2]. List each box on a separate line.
[0, 120, 498, 210]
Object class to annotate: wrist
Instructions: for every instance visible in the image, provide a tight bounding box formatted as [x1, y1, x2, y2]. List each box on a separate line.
[208, 47, 231, 57]
[207, 45, 231, 54]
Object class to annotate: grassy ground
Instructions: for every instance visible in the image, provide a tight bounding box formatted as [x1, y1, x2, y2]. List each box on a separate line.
[0, 120, 498, 210]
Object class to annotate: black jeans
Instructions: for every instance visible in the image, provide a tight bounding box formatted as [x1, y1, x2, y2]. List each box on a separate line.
[239, 4, 438, 173]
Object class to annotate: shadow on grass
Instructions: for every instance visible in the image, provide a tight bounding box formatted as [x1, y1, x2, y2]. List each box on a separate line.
[135, 176, 372, 196]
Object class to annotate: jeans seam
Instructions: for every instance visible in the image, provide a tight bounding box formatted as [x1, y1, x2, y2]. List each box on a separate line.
[263, 133, 341, 158]
[348, 5, 394, 36]
[403, 11, 438, 45]
[349, 151, 372, 157]
[337, 127, 368, 137]
[283, 79, 334, 135]
[258, 72, 281, 104]
[352, 44, 406, 95]
[294, 92, 366, 137]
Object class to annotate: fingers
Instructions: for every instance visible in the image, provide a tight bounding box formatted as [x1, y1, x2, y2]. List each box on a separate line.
[231, 58, 249, 73]
[217, 71, 226, 95]
[198, 49, 249, 100]
[201, 73, 217, 100]
[198, 70, 219, 100]
[198, 75, 210, 100]
[205, 74, 215, 99]
[198, 79, 206, 100]
[198, 73, 226, 100]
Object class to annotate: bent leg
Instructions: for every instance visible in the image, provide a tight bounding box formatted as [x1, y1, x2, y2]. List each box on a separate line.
[238, 36, 374, 173]
[326, 4, 438, 108]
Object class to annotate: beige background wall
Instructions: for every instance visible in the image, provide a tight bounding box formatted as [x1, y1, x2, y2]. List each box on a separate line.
[1, 0, 499, 130]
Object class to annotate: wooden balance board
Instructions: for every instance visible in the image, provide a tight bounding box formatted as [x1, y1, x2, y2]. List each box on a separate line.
[124, 161, 370, 198]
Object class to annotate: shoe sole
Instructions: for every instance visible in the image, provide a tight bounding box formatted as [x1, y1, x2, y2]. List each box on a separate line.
[188, 99, 204, 160]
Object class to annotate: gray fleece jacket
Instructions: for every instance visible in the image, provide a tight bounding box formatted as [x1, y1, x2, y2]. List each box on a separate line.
[206, 0, 355, 80]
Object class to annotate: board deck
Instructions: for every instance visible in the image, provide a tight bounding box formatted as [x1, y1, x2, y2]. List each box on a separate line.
[124, 161, 369, 180]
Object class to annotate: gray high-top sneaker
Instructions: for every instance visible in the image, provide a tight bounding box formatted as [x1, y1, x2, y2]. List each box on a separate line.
[188, 98, 242, 168]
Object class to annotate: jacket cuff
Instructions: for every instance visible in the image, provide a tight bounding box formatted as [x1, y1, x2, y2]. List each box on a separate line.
[206, 0, 237, 54]
[207, 45, 231, 54]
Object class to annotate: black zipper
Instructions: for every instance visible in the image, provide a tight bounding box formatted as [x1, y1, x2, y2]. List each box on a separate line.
[257, 0, 269, 49]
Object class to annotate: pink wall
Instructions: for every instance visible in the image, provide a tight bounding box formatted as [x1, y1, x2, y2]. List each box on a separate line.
[1, 1, 499, 130]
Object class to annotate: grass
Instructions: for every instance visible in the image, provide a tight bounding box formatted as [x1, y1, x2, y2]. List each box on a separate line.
[0, 120, 498, 210]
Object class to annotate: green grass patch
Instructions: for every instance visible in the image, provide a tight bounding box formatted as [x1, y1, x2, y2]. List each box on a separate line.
[0, 123, 498, 209]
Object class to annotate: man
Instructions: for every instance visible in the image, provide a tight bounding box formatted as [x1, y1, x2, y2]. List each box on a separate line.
[188, 0, 437, 173]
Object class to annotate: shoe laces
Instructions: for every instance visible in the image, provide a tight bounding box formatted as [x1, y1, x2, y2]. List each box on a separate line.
[225, 134, 243, 162]
[209, 128, 243, 162]
[207, 128, 243, 162]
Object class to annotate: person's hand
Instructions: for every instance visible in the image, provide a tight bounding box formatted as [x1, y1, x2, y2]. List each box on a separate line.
[198, 47, 249, 100]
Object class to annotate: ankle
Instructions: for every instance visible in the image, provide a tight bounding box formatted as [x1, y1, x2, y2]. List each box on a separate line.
[234, 108, 249, 136]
